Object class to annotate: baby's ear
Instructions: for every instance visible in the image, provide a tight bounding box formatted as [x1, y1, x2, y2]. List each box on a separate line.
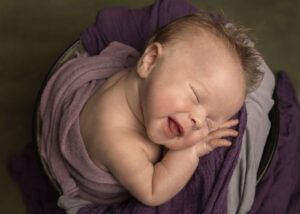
[137, 42, 162, 79]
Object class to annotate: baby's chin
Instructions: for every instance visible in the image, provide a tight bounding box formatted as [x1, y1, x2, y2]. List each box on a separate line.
[146, 130, 174, 148]
[147, 134, 196, 151]
[146, 124, 205, 150]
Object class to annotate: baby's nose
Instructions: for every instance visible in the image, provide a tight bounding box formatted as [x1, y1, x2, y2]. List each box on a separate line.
[190, 113, 205, 130]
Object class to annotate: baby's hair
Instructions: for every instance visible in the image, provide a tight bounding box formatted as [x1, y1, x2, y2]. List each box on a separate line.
[143, 12, 264, 93]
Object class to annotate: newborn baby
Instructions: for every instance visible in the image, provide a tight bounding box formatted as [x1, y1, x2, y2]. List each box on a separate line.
[79, 13, 262, 206]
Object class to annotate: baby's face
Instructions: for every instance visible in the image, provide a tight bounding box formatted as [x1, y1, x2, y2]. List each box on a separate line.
[138, 31, 246, 150]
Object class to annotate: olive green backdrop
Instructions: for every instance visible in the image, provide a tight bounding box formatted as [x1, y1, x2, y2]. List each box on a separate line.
[1, 0, 299, 213]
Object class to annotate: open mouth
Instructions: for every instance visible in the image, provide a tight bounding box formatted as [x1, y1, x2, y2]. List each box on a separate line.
[166, 117, 184, 138]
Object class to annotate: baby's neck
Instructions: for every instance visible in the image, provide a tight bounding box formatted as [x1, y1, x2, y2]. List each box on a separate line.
[120, 68, 145, 128]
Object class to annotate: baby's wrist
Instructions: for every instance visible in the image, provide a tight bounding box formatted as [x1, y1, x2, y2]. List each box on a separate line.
[191, 144, 202, 159]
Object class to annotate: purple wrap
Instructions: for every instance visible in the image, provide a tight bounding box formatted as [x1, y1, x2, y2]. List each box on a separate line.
[80, 0, 198, 55]
[248, 72, 300, 214]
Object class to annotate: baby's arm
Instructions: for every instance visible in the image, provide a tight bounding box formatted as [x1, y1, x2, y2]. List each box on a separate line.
[100, 120, 238, 206]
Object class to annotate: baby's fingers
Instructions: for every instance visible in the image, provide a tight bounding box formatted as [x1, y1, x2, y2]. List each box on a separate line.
[206, 129, 237, 152]
[208, 138, 232, 151]
[207, 128, 238, 141]
[200, 137, 233, 156]
[219, 119, 239, 129]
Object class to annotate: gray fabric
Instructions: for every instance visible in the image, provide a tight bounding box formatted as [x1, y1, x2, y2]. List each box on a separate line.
[58, 195, 92, 214]
[227, 60, 275, 214]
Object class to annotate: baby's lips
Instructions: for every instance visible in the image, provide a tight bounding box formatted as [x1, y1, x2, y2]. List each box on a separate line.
[169, 117, 184, 137]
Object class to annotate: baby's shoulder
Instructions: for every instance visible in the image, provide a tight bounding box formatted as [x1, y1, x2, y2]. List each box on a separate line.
[81, 98, 161, 172]
[80, 72, 161, 171]
[84, 120, 162, 172]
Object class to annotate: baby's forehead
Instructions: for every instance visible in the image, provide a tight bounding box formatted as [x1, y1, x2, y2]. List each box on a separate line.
[211, 75, 246, 117]
[169, 25, 230, 46]
[167, 28, 239, 60]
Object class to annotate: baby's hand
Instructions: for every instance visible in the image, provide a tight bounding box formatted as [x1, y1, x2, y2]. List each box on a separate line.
[195, 119, 239, 157]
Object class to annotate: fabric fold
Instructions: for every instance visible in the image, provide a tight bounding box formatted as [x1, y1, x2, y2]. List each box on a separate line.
[40, 42, 140, 203]
[80, 0, 198, 55]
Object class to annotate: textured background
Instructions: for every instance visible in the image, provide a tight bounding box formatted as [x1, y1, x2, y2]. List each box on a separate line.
[1, 0, 299, 213]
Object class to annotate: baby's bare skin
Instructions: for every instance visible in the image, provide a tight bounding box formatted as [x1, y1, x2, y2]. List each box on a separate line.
[80, 30, 245, 206]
